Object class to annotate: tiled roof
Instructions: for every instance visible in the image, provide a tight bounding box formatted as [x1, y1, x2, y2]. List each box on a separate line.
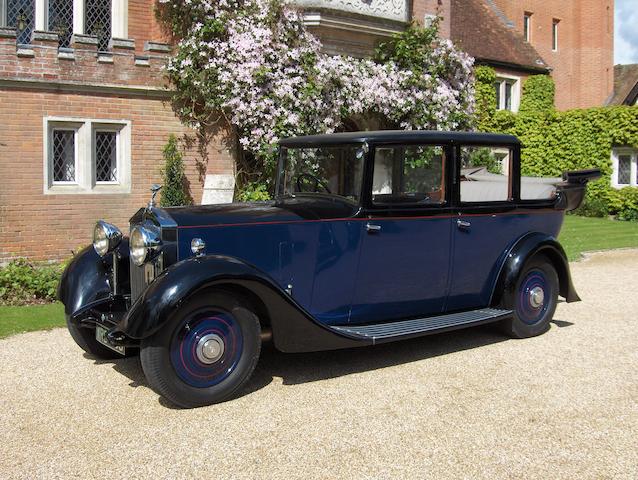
[606, 64, 638, 105]
[450, 0, 549, 73]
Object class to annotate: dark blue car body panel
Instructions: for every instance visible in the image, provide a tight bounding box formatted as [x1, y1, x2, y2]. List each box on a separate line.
[172, 204, 564, 329]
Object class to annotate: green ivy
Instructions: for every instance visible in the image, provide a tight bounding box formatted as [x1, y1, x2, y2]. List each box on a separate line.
[518, 75, 555, 115]
[473, 65, 497, 131]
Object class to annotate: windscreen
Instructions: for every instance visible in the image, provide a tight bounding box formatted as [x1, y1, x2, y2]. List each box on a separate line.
[277, 145, 365, 203]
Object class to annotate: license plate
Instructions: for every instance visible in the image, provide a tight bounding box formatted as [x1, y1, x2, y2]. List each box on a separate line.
[95, 325, 126, 356]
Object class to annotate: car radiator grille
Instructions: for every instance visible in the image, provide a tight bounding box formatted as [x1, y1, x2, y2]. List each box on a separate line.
[129, 260, 147, 304]
[129, 255, 163, 304]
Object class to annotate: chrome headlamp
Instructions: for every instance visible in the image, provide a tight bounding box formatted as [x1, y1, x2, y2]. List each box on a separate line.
[130, 225, 162, 266]
[93, 221, 123, 257]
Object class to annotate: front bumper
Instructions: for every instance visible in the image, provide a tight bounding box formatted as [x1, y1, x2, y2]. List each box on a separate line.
[68, 295, 137, 347]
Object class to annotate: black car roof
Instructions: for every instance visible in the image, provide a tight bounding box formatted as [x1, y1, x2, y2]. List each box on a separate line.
[279, 130, 519, 147]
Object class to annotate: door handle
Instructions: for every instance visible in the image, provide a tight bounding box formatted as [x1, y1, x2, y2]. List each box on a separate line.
[366, 223, 382, 233]
[456, 219, 471, 229]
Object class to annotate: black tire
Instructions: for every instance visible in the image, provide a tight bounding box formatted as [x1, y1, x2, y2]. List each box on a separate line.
[66, 318, 125, 359]
[500, 255, 559, 339]
[140, 290, 261, 408]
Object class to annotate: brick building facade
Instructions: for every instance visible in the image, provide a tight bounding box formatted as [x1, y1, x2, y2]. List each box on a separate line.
[0, 0, 614, 262]
[490, 0, 614, 111]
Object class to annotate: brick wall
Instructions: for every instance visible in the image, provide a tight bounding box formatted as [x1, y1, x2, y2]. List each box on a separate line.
[490, 0, 614, 110]
[412, 0, 451, 38]
[0, 87, 234, 261]
[128, 0, 170, 54]
[0, 28, 169, 88]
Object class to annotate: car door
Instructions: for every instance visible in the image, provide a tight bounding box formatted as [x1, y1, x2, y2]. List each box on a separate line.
[448, 144, 518, 310]
[349, 144, 453, 324]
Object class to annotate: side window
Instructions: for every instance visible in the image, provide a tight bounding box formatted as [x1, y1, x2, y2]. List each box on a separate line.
[372, 145, 446, 206]
[460, 146, 512, 202]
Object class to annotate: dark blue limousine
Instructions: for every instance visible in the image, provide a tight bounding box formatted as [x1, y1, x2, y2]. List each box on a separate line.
[58, 131, 600, 407]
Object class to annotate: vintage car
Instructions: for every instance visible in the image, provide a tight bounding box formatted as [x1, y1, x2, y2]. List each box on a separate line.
[58, 131, 600, 408]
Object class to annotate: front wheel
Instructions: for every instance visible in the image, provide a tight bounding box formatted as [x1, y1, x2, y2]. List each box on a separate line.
[140, 290, 261, 408]
[500, 255, 559, 339]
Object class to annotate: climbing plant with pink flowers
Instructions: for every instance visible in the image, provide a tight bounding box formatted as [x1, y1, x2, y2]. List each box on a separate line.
[156, 0, 475, 189]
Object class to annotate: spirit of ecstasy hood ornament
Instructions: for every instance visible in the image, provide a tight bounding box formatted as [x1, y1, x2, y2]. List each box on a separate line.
[148, 184, 162, 208]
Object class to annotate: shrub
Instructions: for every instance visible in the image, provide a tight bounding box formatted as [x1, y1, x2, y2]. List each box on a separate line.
[160, 134, 193, 207]
[236, 182, 272, 202]
[0, 260, 63, 305]
[616, 187, 638, 221]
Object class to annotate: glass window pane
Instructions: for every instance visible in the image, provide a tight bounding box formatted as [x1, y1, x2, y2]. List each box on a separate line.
[48, 0, 73, 48]
[52, 130, 75, 182]
[618, 155, 631, 185]
[85, 0, 112, 52]
[505, 82, 513, 111]
[7, 0, 35, 44]
[279, 145, 364, 203]
[95, 131, 118, 182]
[524, 14, 531, 41]
[494, 82, 501, 109]
[460, 146, 511, 202]
[372, 145, 445, 206]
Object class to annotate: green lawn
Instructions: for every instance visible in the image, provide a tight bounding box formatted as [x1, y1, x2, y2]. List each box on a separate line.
[560, 215, 638, 261]
[0, 302, 65, 339]
[0, 216, 636, 339]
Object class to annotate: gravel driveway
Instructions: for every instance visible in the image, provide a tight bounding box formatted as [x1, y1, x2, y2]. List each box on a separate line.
[1, 250, 637, 479]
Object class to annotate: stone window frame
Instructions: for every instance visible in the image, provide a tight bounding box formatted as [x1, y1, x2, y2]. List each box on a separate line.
[43, 116, 131, 194]
[494, 74, 521, 113]
[611, 147, 638, 189]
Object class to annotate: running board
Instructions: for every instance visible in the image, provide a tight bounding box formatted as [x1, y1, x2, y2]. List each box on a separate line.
[331, 308, 512, 345]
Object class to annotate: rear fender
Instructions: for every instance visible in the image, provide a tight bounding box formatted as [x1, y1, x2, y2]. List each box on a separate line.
[490, 232, 580, 306]
[116, 255, 363, 353]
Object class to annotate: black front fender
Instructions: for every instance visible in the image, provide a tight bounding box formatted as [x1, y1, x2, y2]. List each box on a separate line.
[115, 255, 363, 353]
[490, 232, 580, 306]
[58, 241, 130, 318]
[58, 245, 111, 317]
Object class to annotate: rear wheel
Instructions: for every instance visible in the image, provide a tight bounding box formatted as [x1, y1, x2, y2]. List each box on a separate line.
[501, 255, 559, 339]
[140, 290, 261, 408]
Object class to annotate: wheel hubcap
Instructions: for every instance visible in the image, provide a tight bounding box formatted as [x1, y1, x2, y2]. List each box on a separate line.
[196, 334, 225, 364]
[170, 310, 243, 388]
[517, 269, 551, 325]
[529, 286, 545, 309]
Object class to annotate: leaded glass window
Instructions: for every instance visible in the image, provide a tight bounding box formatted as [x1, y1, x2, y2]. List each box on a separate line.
[48, 0, 73, 48]
[95, 131, 117, 182]
[618, 155, 631, 185]
[85, 0, 111, 52]
[6, 0, 35, 44]
[52, 130, 76, 182]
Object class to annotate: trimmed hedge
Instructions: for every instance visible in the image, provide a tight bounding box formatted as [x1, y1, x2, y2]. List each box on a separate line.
[475, 68, 638, 219]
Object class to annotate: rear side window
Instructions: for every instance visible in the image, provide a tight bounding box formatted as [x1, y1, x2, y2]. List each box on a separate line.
[460, 146, 512, 202]
[372, 145, 446, 206]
